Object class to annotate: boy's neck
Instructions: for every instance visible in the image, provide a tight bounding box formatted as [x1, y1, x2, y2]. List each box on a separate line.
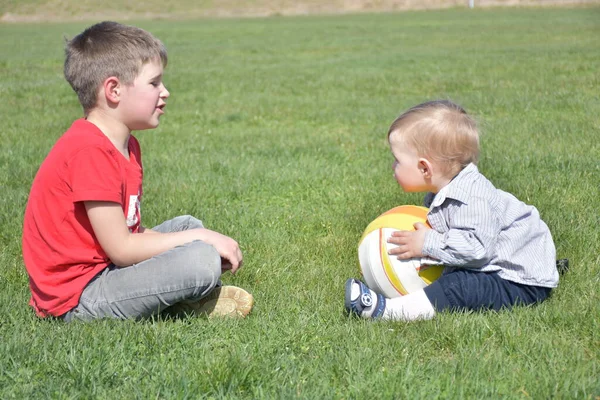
[86, 109, 132, 158]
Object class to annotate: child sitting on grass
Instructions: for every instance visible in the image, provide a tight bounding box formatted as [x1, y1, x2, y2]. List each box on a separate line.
[345, 100, 558, 321]
[22, 21, 253, 322]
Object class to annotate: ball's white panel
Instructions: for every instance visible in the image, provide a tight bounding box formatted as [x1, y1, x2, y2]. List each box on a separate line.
[367, 229, 399, 298]
[359, 229, 402, 298]
[358, 229, 383, 294]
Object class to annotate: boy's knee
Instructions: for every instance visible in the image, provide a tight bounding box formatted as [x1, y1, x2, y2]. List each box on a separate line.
[175, 215, 204, 230]
[184, 240, 222, 280]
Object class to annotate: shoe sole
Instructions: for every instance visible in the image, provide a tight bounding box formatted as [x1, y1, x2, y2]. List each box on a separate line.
[191, 286, 254, 318]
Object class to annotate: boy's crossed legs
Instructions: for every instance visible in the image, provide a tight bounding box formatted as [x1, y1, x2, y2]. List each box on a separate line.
[62, 215, 253, 322]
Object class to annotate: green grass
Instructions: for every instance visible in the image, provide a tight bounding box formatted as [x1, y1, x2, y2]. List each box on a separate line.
[1, 8, 600, 399]
[3, 0, 594, 22]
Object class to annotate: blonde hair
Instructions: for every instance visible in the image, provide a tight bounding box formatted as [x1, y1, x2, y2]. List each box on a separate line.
[388, 100, 479, 177]
[64, 21, 168, 114]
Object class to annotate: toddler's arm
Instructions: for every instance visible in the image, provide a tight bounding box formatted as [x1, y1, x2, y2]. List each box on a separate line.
[85, 201, 243, 272]
[422, 197, 500, 267]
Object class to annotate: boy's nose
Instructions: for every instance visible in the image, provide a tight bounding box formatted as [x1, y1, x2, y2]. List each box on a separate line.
[161, 84, 170, 98]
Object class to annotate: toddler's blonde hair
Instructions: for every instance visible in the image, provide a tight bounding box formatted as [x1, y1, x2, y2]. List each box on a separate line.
[388, 100, 479, 177]
[64, 21, 168, 114]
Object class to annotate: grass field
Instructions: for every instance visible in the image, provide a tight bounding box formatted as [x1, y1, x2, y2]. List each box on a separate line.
[1, 7, 599, 399]
[2, 0, 600, 21]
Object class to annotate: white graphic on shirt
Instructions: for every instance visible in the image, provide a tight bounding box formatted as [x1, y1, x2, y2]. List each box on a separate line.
[126, 192, 141, 231]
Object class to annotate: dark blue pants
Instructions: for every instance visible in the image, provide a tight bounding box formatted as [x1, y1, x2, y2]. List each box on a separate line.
[423, 269, 552, 312]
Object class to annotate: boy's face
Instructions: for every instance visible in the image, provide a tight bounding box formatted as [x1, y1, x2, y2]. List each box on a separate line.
[389, 132, 433, 193]
[119, 60, 169, 131]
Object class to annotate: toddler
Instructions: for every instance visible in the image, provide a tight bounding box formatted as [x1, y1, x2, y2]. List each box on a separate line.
[345, 100, 558, 321]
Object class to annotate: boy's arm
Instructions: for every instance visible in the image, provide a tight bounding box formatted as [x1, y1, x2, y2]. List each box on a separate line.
[85, 201, 243, 271]
[138, 226, 159, 234]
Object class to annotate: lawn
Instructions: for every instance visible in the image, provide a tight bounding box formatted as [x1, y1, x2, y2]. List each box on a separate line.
[1, 7, 599, 399]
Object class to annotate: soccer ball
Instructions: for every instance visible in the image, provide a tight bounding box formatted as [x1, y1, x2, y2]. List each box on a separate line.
[358, 205, 444, 298]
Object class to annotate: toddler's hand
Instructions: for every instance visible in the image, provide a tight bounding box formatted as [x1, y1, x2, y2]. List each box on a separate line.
[387, 222, 430, 260]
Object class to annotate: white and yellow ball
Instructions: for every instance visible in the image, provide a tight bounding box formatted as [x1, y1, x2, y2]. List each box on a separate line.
[358, 205, 444, 298]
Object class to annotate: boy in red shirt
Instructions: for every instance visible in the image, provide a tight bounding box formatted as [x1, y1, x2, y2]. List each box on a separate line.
[22, 21, 253, 321]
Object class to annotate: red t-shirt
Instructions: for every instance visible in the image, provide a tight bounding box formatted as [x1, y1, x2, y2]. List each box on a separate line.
[22, 119, 143, 317]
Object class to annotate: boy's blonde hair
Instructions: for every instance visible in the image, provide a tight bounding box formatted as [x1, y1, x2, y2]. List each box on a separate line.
[64, 21, 168, 114]
[388, 100, 479, 177]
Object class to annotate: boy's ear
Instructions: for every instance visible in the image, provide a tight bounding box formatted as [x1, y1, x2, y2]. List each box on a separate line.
[418, 158, 433, 179]
[102, 76, 121, 104]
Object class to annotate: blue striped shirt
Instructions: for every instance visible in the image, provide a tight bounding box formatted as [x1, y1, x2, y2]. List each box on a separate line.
[422, 163, 558, 288]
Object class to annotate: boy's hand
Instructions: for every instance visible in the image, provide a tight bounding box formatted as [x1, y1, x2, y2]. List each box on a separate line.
[201, 230, 243, 274]
[387, 222, 430, 260]
[220, 257, 234, 273]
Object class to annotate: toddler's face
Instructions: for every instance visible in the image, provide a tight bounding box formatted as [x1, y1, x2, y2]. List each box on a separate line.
[389, 132, 429, 193]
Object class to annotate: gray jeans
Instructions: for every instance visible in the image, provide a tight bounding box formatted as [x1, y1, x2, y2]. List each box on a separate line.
[62, 215, 221, 322]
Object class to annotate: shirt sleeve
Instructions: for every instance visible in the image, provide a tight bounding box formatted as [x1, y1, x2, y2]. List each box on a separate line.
[422, 197, 501, 268]
[68, 146, 123, 203]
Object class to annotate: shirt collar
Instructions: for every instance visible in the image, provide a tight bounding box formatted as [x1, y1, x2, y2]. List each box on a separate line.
[429, 163, 478, 208]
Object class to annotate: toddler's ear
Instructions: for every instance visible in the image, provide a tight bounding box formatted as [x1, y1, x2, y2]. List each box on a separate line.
[418, 158, 433, 179]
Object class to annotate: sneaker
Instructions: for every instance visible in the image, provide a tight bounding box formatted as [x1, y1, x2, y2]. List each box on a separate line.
[344, 278, 386, 319]
[556, 259, 569, 275]
[175, 286, 254, 318]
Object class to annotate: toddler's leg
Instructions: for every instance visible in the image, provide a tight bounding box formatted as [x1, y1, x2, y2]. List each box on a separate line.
[423, 269, 552, 313]
[345, 269, 551, 321]
[384, 291, 435, 320]
[345, 278, 435, 321]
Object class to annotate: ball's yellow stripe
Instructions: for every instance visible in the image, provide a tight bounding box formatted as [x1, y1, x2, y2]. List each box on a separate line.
[379, 228, 407, 296]
[361, 214, 420, 242]
[380, 205, 427, 218]
[360, 206, 429, 242]
[418, 265, 444, 284]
